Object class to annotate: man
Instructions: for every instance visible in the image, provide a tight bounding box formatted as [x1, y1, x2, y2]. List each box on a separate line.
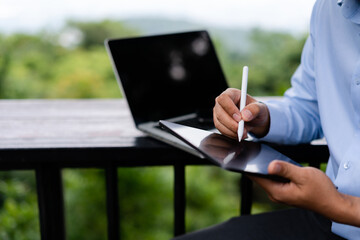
[174, 0, 360, 239]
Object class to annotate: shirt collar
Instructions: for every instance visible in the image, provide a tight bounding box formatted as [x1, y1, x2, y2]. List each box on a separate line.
[339, 0, 360, 24]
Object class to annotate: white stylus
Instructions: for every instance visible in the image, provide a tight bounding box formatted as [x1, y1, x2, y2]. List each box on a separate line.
[238, 66, 248, 142]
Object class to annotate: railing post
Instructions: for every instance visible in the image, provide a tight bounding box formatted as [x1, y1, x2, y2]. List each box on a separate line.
[240, 175, 253, 215]
[105, 166, 120, 240]
[174, 163, 186, 236]
[36, 166, 65, 240]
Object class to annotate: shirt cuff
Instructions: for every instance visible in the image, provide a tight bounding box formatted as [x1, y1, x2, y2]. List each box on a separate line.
[256, 101, 287, 143]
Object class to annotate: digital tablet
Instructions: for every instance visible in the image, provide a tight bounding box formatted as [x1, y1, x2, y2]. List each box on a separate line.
[159, 120, 301, 182]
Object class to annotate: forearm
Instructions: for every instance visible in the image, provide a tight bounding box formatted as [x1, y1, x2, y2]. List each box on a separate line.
[327, 193, 360, 227]
[303, 182, 360, 228]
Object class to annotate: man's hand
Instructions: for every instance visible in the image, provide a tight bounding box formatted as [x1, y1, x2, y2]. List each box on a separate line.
[251, 160, 360, 227]
[213, 88, 270, 140]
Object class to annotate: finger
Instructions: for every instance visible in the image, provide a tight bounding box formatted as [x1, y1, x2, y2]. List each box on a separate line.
[244, 124, 254, 135]
[249, 174, 288, 203]
[268, 160, 303, 183]
[268, 195, 281, 203]
[213, 101, 238, 133]
[213, 114, 237, 139]
[223, 88, 241, 104]
[216, 89, 241, 121]
[248, 175, 280, 192]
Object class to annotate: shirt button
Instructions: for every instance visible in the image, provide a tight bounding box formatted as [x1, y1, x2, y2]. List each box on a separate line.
[344, 161, 351, 170]
[356, 80, 360, 86]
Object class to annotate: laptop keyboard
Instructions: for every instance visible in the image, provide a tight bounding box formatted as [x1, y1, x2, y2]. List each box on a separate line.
[156, 117, 215, 131]
[176, 118, 214, 130]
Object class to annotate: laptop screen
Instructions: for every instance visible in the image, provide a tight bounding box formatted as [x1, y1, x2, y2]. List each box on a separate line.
[106, 31, 228, 126]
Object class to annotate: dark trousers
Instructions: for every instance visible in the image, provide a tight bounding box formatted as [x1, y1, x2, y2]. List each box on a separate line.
[173, 209, 346, 240]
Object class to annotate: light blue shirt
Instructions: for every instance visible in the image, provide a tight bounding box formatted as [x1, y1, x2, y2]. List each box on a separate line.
[260, 0, 360, 238]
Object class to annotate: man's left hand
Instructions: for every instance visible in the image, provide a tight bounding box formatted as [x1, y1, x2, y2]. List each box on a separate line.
[250, 160, 348, 222]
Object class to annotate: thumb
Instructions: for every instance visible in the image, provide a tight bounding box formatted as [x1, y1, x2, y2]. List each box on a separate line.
[268, 160, 302, 182]
[240, 102, 261, 122]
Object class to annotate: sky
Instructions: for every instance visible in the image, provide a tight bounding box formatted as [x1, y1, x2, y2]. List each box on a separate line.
[0, 0, 316, 34]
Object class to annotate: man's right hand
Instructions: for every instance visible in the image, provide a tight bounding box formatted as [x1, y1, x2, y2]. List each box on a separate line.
[213, 88, 271, 140]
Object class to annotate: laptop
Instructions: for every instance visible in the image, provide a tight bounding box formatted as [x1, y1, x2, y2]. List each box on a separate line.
[159, 120, 302, 182]
[105, 30, 228, 156]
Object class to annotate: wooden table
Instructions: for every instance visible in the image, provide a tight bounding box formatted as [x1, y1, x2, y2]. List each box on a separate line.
[0, 99, 330, 240]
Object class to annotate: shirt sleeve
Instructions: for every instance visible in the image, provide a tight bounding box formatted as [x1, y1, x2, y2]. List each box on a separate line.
[259, 5, 323, 144]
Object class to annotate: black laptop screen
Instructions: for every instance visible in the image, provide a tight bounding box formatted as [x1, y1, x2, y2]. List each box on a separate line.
[107, 31, 228, 126]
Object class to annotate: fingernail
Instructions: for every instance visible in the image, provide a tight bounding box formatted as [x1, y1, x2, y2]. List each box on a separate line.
[233, 113, 241, 122]
[273, 163, 281, 174]
[241, 109, 253, 120]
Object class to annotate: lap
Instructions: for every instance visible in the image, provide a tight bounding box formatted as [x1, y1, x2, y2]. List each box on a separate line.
[173, 209, 345, 240]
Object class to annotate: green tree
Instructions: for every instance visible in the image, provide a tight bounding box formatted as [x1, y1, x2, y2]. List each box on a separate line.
[0, 171, 39, 240]
[0, 35, 11, 98]
[66, 20, 139, 49]
[217, 28, 306, 96]
[0, 34, 64, 98]
[247, 28, 306, 95]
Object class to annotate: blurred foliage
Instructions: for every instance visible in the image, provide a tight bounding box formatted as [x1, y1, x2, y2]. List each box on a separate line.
[66, 20, 139, 49]
[63, 169, 107, 240]
[185, 166, 240, 231]
[0, 19, 306, 239]
[247, 29, 306, 95]
[0, 171, 39, 240]
[216, 28, 306, 96]
[117, 167, 173, 239]
[0, 20, 306, 99]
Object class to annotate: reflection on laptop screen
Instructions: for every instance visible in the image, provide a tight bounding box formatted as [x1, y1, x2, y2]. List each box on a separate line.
[106, 31, 228, 126]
